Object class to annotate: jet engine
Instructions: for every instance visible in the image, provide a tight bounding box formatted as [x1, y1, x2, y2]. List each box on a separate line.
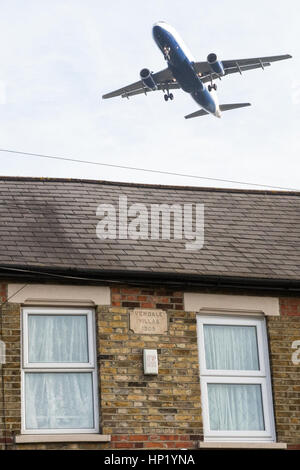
[207, 53, 225, 76]
[140, 68, 157, 90]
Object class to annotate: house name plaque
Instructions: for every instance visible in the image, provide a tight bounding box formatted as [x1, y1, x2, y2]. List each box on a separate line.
[130, 309, 168, 334]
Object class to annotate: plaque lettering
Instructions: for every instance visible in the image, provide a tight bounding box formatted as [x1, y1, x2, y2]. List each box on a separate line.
[130, 309, 168, 334]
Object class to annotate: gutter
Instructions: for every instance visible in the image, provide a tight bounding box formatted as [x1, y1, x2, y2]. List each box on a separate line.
[0, 264, 300, 295]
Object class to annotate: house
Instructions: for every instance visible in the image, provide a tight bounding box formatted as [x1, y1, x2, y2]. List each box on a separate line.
[0, 176, 299, 450]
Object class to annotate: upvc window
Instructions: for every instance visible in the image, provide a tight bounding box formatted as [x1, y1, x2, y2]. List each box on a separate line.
[197, 315, 275, 442]
[22, 307, 98, 434]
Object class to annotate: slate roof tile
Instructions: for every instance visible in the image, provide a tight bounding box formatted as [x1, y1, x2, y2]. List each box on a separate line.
[0, 177, 299, 280]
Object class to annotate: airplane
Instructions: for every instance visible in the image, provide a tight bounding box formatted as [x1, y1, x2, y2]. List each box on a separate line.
[102, 21, 292, 119]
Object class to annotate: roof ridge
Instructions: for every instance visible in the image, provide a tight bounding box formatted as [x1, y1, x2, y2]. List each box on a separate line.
[0, 175, 299, 195]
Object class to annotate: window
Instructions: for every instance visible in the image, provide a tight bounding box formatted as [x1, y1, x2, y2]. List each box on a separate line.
[197, 315, 275, 442]
[22, 307, 98, 434]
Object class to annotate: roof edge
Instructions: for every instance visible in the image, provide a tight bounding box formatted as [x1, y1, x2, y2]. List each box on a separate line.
[1, 264, 300, 295]
[0, 175, 299, 196]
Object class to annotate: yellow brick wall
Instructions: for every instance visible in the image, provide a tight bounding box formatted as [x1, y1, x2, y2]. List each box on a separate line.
[0, 286, 299, 450]
[97, 304, 202, 443]
[267, 301, 300, 447]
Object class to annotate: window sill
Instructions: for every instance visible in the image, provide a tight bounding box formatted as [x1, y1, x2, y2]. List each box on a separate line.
[15, 434, 111, 444]
[199, 442, 287, 449]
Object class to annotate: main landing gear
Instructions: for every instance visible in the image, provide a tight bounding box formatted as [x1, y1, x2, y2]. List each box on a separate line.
[208, 84, 217, 92]
[164, 93, 174, 101]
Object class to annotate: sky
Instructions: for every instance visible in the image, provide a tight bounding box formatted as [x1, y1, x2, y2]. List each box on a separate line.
[0, 0, 298, 190]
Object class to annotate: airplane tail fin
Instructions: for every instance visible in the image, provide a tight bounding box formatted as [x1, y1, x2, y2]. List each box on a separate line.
[184, 102, 251, 119]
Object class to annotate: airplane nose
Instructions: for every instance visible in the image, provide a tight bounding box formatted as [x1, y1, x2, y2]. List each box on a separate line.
[152, 24, 162, 38]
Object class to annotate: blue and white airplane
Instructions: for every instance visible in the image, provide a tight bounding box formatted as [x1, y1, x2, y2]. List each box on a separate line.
[103, 21, 292, 119]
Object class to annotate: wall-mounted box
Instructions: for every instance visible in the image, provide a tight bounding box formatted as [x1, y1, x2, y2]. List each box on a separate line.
[143, 349, 158, 375]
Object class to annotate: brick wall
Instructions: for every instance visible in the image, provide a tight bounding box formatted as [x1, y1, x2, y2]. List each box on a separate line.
[0, 285, 21, 451]
[0, 285, 299, 450]
[110, 434, 200, 449]
[99, 287, 201, 449]
[0, 286, 202, 450]
[0, 283, 6, 303]
[268, 298, 300, 449]
[111, 286, 184, 310]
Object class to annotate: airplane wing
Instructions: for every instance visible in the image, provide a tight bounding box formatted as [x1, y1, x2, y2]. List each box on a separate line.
[102, 68, 179, 99]
[103, 55, 291, 99]
[194, 54, 292, 81]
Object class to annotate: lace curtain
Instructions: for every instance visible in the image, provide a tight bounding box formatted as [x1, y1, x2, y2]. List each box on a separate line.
[25, 314, 94, 430]
[28, 314, 89, 363]
[25, 372, 94, 429]
[204, 324, 259, 370]
[207, 383, 265, 431]
[204, 324, 264, 431]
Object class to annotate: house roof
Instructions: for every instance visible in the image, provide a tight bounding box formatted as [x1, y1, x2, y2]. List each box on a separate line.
[0, 176, 299, 284]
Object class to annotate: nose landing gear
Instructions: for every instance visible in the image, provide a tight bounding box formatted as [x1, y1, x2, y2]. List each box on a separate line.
[163, 46, 171, 61]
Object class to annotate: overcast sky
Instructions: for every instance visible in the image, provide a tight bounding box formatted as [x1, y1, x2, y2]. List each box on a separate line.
[0, 0, 298, 190]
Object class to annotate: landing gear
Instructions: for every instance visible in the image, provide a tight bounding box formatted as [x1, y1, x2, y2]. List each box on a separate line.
[208, 84, 217, 92]
[163, 46, 171, 61]
[164, 93, 174, 101]
[162, 81, 174, 102]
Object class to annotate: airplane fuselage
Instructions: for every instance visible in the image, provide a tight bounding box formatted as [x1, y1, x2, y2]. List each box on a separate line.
[152, 22, 221, 118]
[103, 22, 291, 119]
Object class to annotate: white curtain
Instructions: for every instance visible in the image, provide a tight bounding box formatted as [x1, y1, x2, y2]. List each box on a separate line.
[28, 315, 89, 363]
[26, 314, 94, 430]
[204, 324, 259, 370]
[207, 383, 265, 431]
[25, 373, 94, 429]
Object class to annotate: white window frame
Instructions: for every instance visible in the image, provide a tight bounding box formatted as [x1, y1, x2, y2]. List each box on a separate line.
[197, 315, 276, 442]
[21, 307, 99, 435]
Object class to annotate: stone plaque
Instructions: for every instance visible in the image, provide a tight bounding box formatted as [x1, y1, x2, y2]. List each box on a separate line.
[130, 309, 168, 335]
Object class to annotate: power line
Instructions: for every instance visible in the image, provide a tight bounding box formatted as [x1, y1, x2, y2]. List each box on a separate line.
[0, 148, 298, 192]
[0, 265, 128, 284]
